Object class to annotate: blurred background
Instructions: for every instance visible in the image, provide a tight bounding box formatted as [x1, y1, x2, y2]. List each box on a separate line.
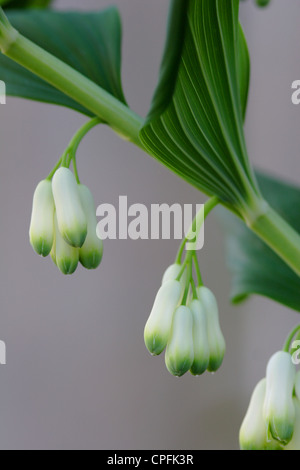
[0, 0, 299, 450]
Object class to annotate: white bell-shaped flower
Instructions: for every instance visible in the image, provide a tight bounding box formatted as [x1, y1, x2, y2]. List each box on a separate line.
[78, 184, 103, 269]
[52, 168, 87, 248]
[197, 286, 225, 372]
[189, 299, 210, 376]
[29, 180, 55, 257]
[53, 214, 79, 275]
[144, 279, 182, 356]
[239, 378, 283, 450]
[162, 263, 187, 293]
[165, 305, 194, 377]
[263, 351, 296, 445]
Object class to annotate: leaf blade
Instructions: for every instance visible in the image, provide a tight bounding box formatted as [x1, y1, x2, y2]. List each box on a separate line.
[140, 0, 258, 215]
[219, 173, 300, 312]
[0, 8, 126, 115]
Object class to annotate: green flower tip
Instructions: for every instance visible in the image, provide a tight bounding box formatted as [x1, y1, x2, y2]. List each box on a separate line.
[189, 299, 209, 376]
[53, 213, 79, 275]
[144, 279, 182, 356]
[165, 306, 194, 377]
[52, 168, 87, 248]
[263, 351, 296, 445]
[29, 179, 55, 257]
[78, 184, 103, 270]
[196, 286, 226, 373]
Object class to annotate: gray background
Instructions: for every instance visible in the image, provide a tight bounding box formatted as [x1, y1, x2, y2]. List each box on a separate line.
[0, 0, 299, 450]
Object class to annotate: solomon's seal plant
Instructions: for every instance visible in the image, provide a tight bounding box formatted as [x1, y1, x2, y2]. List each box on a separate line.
[0, 0, 299, 449]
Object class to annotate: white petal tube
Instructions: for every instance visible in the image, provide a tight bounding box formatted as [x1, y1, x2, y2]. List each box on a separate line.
[197, 286, 225, 372]
[189, 299, 210, 376]
[52, 168, 87, 248]
[162, 263, 187, 289]
[54, 214, 79, 275]
[144, 280, 182, 356]
[29, 180, 55, 257]
[165, 306, 194, 377]
[239, 379, 283, 450]
[78, 184, 103, 269]
[263, 351, 296, 445]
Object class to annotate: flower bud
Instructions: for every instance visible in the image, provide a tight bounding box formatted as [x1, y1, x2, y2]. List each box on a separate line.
[285, 398, 300, 450]
[78, 184, 103, 269]
[189, 299, 210, 376]
[165, 306, 194, 377]
[263, 351, 296, 445]
[29, 180, 55, 257]
[197, 286, 225, 372]
[53, 214, 79, 275]
[239, 379, 283, 450]
[144, 280, 182, 356]
[162, 263, 187, 289]
[52, 168, 87, 248]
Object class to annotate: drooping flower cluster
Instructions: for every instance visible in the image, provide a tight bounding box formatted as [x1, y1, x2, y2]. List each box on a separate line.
[144, 263, 226, 377]
[240, 351, 300, 450]
[29, 167, 103, 275]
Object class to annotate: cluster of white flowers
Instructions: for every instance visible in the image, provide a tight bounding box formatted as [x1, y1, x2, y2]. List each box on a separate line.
[144, 263, 226, 377]
[29, 167, 103, 274]
[240, 351, 300, 450]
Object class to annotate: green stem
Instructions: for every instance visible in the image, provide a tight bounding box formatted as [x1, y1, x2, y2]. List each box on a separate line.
[72, 156, 80, 184]
[47, 118, 101, 180]
[67, 117, 102, 161]
[176, 196, 219, 263]
[46, 157, 62, 181]
[3, 30, 144, 148]
[190, 276, 198, 300]
[193, 252, 203, 287]
[250, 206, 300, 277]
[65, 117, 102, 173]
[181, 252, 193, 306]
[175, 259, 188, 282]
[283, 325, 300, 353]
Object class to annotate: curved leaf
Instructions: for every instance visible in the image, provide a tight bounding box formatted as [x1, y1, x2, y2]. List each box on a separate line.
[0, 8, 126, 115]
[140, 0, 259, 215]
[219, 173, 300, 312]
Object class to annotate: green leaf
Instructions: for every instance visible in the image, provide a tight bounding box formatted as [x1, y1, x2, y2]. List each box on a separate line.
[219, 173, 300, 312]
[237, 24, 250, 120]
[0, 8, 126, 115]
[0, 0, 53, 9]
[140, 0, 260, 217]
